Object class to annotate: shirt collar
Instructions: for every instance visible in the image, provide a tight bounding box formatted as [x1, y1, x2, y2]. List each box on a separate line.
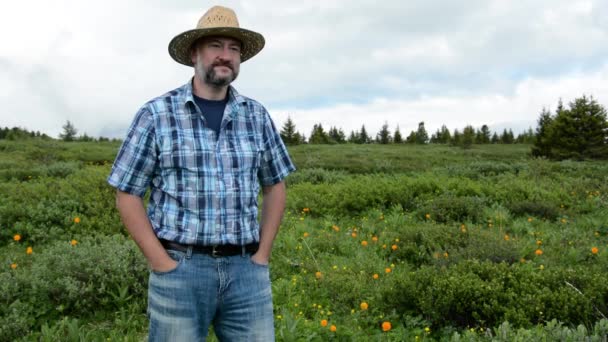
[183, 78, 246, 109]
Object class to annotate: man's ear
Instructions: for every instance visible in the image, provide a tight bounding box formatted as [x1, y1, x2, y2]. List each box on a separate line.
[190, 47, 198, 65]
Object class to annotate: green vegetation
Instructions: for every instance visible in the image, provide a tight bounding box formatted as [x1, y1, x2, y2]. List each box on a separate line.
[1, 140, 607, 341]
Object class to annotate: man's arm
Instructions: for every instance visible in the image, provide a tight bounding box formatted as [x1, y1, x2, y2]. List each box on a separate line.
[115, 190, 176, 272]
[251, 181, 287, 265]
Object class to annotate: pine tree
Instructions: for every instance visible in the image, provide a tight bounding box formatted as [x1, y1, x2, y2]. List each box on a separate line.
[462, 125, 475, 149]
[377, 122, 392, 144]
[280, 116, 299, 145]
[451, 129, 461, 146]
[406, 131, 417, 144]
[491, 132, 499, 144]
[393, 125, 403, 144]
[358, 125, 370, 144]
[309, 123, 329, 144]
[479, 125, 491, 144]
[549, 95, 608, 159]
[415, 122, 429, 144]
[60, 120, 78, 141]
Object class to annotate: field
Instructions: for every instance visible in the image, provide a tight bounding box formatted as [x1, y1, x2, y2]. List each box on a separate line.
[1, 140, 608, 341]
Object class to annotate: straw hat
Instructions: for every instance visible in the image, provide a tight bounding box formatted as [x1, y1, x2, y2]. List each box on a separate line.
[168, 6, 265, 66]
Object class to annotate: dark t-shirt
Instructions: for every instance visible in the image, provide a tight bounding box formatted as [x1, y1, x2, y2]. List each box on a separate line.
[193, 94, 227, 136]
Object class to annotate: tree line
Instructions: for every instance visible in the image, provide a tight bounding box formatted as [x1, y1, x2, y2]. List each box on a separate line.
[0, 121, 119, 143]
[280, 117, 533, 147]
[280, 95, 608, 160]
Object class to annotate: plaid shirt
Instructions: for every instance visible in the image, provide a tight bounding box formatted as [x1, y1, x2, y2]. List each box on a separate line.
[108, 80, 295, 246]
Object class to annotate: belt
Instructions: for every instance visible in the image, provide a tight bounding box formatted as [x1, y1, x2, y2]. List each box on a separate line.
[160, 239, 259, 257]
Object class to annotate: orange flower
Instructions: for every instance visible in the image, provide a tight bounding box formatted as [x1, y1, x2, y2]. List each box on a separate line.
[320, 319, 328, 327]
[351, 232, 357, 238]
[303, 232, 309, 238]
[74, 217, 81, 224]
[373, 273, 379, 280]
[332, 225, 340, 232]
[315, 271, 322, 279]
[591, 247, 599, 254]
[360, 302, 368, 310]
[535, 249, 543, 256]
[10, 263, 17, 270]
[504, 234, 510, 241]
[382, 244, 387, 249]
[71, 239, 78, 246]
[382, 321, 392, 332]
[13, 234, 21, 242]
[385, 268, 391, 274]
[302, 208, 310, 213]
[26, 247, 33, 255]
[372, 236, 378, 242]
[361, 240, 368, 247]
[330, 325, 337, 332]
[391, 244, 398, 251]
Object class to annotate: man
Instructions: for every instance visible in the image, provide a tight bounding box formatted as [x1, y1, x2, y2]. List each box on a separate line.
[107, 6, 295, 341]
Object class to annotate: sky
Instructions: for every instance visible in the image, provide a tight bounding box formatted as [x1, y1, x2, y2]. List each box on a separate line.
[1, 0, 607, 139]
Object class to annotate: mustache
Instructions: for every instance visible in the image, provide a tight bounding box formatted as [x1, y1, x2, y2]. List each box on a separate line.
[212, 61, 234, 70]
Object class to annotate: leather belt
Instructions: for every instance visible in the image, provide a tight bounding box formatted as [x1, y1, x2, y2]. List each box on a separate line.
[160, 239, 259, 257]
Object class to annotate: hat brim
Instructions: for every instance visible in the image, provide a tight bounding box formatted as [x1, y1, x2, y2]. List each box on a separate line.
[168, 27, 265, 66]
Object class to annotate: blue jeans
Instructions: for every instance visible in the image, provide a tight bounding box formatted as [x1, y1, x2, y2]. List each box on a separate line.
[147, 247, 275, 341]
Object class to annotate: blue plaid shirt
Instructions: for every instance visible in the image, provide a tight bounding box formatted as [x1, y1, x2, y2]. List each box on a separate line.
[108, 80, 295, 246]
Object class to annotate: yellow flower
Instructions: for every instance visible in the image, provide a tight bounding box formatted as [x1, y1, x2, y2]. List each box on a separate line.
[535, 249, 543, 256]
[385, 268, 391, 274]
[351, 232, 357, 238]
[26, 247, 33, 255]
[330, 325, 337, 332]
[320, 319, 328, 327]
[443, 252, 449, 258]
[391, 244, 398, 251]
[302, 208, 310, 213]
[373, 273, 379, 280]
[425, 327, 431, 333]
[361, 240, 368, 247]
[303, 232, 309, 238]
[13, 234, 21, 242]
[591, 247, 599, 255]
[528, 217, 533, 222]
[360, 302, 368, 310]
[425, 213, 431, 220]
[332, 225, 340, 232]
[504, 234, 510, 241]
[74, 217, 81, 224]
[10, 263, 17, 270]
[536, 240, 542, 246]
[71, 239, 78, 246]
[315, 271, 322, 279]
[372, 236, 378, 242]
[382, 321, 392, 332]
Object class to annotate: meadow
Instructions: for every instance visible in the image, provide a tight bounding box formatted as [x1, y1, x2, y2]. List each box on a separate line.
[1, 140, 607, 341]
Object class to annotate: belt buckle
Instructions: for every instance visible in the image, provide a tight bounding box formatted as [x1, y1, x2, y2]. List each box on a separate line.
[211, 245, 220, 257]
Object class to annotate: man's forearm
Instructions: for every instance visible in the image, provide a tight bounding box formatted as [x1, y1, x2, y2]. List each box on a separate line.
[115, 190, 173, 270]
[256, 181, 287, 261]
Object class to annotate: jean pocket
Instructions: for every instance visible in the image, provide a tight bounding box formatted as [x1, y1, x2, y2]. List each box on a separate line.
[249, 257, 269, 268]
[151, 249, 185, 275]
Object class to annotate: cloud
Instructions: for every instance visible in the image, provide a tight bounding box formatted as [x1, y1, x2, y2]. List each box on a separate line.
[0, 0, 606, 139]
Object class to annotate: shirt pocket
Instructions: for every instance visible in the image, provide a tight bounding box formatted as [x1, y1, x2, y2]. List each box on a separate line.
[158, 134, 199, 171]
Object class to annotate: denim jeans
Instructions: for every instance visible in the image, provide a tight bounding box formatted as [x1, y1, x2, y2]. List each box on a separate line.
[147, 246, 274, 341]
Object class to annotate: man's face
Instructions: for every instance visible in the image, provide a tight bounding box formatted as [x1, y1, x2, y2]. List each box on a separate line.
[192, 36, 242, 87]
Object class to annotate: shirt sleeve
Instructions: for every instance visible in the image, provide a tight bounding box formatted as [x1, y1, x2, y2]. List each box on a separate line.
[258, 111, 296, 186]
[107, 106, 158, 197]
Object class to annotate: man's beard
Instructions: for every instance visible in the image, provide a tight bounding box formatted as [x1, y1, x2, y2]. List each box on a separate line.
[195, 57, 238, 87]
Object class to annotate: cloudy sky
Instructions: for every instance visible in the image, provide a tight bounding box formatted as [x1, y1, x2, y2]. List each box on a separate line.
[1, 0, 607, 139]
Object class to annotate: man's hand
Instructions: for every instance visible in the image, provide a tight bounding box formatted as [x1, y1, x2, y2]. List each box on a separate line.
[250, 252, 269, 266]
[151, 257, 179, 273]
